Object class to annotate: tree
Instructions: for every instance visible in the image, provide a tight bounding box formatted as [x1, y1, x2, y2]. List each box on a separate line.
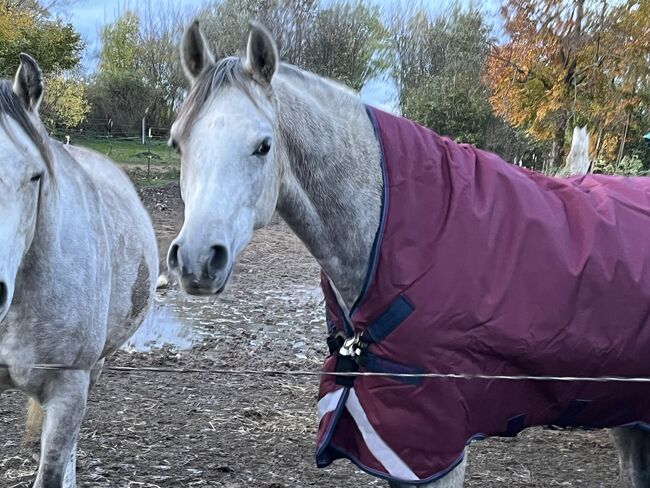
[485, 0, 649, 168]
[255, 0, 318, 66]
[390, 5, 495, 146]
[196, 0, 255, 59]
[98, 10, 140, 75]
[86, 72, 150, 136]
[0, 0, 86, 130]
[198, 0, 318, 64]
[87, 10, 144, 135]
[0, 4, 32, 70]
[136, 1, 188, 128]
[303, 1, 387, 91]
[598, 0, 650, 164]
[40, 74, 90, 130]
[87, 4, 190, 133]
[199, 0, 386, 91]
[0, 1, 82, 76]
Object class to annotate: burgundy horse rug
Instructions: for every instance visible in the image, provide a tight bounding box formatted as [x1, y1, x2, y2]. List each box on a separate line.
[315, 106, 650, 484]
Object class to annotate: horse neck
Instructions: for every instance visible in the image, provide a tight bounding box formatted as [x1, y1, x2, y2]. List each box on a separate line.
[273, 72, 382, 310]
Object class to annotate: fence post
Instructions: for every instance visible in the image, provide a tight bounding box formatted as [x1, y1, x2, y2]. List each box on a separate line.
[147, 127, 153, 183]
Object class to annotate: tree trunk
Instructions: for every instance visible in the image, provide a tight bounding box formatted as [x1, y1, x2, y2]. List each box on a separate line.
[615, 112, 631, 168]
[594, 124, 604, 160]
[550, 111, 568, 169]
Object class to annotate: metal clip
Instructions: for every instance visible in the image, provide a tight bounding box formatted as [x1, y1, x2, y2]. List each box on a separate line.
[339, 332, 364, 359]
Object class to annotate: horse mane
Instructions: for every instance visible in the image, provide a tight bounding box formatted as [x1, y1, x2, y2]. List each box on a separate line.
[277, 63, 356, 97]
[0, 80, 53, 176]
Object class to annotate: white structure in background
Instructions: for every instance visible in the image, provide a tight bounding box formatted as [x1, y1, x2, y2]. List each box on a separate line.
[566, 126, 590, 175]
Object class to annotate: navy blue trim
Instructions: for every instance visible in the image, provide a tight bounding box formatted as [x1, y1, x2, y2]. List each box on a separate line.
[315, 387, 350, 466]
[335, 356, 360, 387]
[361, 351, 422, 385]
[365, 295, 414, 343]
[325, 310, 337, 336]
[348, 106, 389, 318]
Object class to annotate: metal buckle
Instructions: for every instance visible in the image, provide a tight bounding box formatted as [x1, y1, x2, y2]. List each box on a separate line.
[339, 332, 364, 359]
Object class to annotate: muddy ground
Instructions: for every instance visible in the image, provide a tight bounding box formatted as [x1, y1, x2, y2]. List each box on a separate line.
[1, 183, 624, 487]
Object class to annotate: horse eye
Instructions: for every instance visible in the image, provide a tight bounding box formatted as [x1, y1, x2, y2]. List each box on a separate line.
[254, 138, 272, 157]
[170, 139, 181, 155]
[30, 172, 43, 182]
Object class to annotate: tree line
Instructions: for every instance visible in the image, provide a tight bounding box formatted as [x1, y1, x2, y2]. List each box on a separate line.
[0, 0, 648, 170]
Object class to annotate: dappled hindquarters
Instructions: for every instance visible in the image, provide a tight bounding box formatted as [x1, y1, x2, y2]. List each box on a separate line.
[0, 184, 623, 487]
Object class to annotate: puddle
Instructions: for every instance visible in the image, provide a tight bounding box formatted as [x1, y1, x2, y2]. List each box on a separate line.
[123, 303, 198, 352]
[123, 283, 325, 353]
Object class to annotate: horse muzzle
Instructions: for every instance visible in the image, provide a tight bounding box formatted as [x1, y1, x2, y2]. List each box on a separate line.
[167, 241, 233, 296]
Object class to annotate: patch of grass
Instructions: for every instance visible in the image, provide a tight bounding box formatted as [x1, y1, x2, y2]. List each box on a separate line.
[135, 177, 179, 188]
[71, 136, 180, 167]
[65, 135, 181, 188]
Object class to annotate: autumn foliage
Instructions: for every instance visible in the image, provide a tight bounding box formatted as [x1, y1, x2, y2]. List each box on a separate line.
[485, 0, 650, 168]
[0, 1, 87, 128]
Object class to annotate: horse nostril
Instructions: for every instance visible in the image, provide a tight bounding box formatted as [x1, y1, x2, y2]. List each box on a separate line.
[0, 282, 7, 310]
[208, 245, 229, 275]
[168, 243, 180, 271]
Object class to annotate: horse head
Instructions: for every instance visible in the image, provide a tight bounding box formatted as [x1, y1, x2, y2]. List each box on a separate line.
[0, 54, 52, 321]
[167, 22, 281, 295]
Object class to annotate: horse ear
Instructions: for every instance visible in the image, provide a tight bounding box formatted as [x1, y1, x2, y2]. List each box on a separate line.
[13, 53, 43, 112]
[244, 22, 278, 86]
[181, 20, 215, 83]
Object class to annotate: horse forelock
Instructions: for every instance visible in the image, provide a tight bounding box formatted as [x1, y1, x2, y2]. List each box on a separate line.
[0, 80, 53, 178]
[172, 56, 358, 147]
[174, 56, 269, 141]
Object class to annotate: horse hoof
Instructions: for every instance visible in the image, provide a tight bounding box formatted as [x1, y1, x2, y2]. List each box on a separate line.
[156, 273, 169, 289]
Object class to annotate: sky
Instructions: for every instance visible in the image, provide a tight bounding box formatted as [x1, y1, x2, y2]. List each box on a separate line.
[56, 0, 206, 65]
[54, 0, 500, 112]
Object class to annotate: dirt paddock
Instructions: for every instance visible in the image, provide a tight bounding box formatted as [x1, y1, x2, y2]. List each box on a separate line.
[0, 183, 624, 487]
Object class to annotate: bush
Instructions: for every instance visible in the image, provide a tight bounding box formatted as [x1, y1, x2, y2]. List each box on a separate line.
[591, 154, 647, 176]
[85, 72, 151, 136]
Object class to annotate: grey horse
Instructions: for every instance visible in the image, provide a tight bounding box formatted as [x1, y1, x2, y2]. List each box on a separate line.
[166, 21, 650, 488]
[0, 54, 158, 487]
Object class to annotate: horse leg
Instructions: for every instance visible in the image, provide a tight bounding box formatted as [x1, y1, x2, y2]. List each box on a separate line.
[611, 427, 650, 487]
[89, 358, 105, 388]
[57, 359, 106, 488]
[61, 443, 77, 488]
[387, 454, 467, 488]
[32, 370, 89, 488]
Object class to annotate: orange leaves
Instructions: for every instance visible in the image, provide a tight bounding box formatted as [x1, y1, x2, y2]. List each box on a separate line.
[485, 0, 649, 164]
